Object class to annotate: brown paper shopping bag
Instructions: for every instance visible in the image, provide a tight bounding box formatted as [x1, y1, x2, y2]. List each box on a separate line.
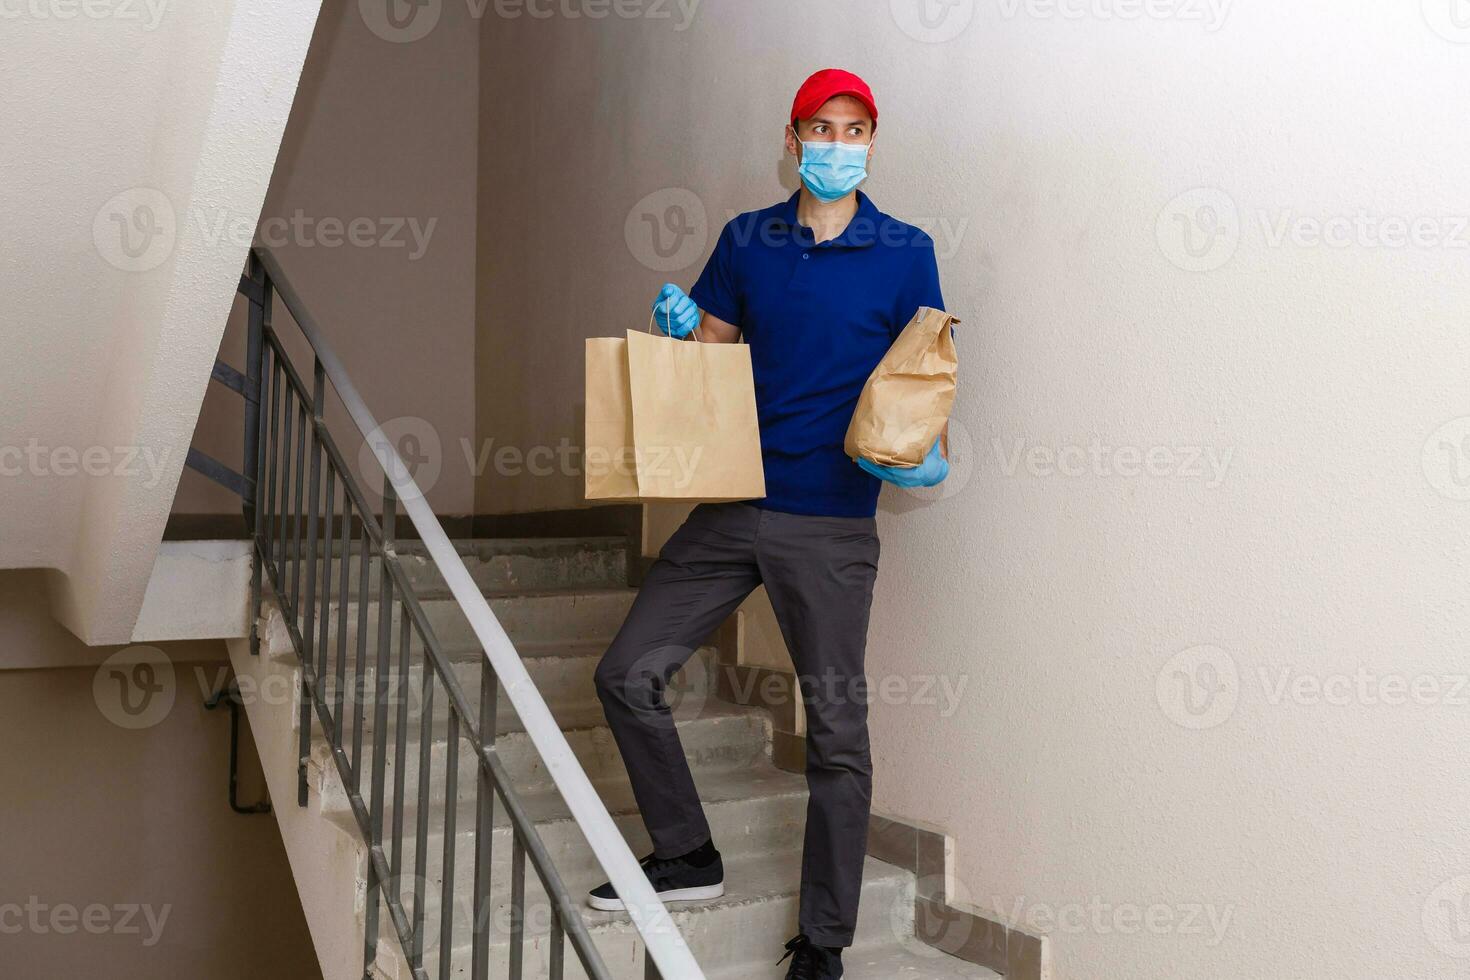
[584, 336, 641, 501]
[844, 307, 960, 468]
[584, 320, 765, 502]
[625, 323, 765, 502]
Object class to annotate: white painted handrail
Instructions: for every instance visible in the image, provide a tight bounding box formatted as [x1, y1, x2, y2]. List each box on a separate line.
[256, 247, 704, 980]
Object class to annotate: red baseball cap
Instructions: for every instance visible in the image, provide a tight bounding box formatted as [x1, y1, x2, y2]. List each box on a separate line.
[790, 68, 878, 127]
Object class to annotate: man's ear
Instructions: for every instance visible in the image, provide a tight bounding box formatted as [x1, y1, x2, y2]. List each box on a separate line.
[785, 124, 800, 157]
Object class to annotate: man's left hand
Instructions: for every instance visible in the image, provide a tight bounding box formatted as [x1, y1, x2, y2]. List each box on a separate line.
[858, 439, 949, 488]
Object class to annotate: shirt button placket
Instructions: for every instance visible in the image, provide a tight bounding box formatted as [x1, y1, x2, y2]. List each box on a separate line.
[790, 238, 815, 289]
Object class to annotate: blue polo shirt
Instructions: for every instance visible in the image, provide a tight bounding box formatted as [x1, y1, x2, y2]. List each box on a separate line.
[690, 191, 945, 518]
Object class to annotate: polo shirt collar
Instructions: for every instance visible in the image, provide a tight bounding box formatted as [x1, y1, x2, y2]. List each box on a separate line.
[772, 190, 882, 249]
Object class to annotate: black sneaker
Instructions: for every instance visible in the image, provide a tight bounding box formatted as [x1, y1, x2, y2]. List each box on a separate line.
[778, 934, 844, 980]
[586, 848, 725, 912]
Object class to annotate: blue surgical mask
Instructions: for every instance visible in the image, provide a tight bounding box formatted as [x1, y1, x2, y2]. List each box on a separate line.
[797, 139, 871, 203]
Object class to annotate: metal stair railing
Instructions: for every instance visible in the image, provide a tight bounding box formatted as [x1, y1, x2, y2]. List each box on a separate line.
[227, 244, 704, 980]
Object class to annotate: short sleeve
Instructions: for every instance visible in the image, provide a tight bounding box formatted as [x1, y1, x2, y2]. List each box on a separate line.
[890, 231, 945, 340]
[689, 221, 742, 327]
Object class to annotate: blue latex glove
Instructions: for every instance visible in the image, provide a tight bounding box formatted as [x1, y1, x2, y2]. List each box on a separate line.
[652, 283, 702, 338]
[858, 439, 950, 489]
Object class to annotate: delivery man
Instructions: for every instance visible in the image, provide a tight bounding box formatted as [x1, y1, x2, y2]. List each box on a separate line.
[591, 68, 949, 979]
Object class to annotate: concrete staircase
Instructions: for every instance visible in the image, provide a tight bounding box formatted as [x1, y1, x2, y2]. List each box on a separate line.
[250, 534, 997, 980]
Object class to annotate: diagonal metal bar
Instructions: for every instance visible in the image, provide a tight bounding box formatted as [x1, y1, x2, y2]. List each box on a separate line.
[210, 357, 257, 399]
[184, 447, 253, 499]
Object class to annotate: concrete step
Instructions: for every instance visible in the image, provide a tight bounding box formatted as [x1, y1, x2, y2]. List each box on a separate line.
[309, 588, 639, 656]
[376, 764, 809, 920]
[709, 940, 1002, 979]
[346, 699, 770, 810]
[298, 642, 721, 743]
[276, 535, 630, 595]
[390, 854, 919, 980]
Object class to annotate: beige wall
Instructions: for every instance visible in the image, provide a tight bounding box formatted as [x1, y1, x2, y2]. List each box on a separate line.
[0, 574, 318, 979]
[477, 3, 1470, 978]
[180, 0, 480, 520]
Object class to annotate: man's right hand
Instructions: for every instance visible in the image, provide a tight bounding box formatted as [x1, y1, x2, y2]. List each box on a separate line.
[652, 283, 702, 339]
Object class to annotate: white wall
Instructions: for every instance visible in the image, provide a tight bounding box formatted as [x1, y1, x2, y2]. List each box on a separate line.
[0, 0, 320, 643]
[479, 2, 1470, 977]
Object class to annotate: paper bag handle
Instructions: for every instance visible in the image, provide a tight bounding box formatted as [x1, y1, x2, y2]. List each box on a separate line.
[648, 295, 704, 344]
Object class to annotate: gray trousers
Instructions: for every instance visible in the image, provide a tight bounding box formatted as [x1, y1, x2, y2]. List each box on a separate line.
[594, 502, 880, 948]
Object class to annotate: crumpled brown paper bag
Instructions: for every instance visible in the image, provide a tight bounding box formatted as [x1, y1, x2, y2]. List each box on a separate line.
[844, 307, 959, 468]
